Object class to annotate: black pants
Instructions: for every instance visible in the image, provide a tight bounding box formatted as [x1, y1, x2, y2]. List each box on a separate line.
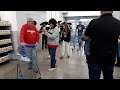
[116, 45, 120, 65]
[86, 55, 90, 64]
[87, 55, 115, 79]
[42, 35, 47, 49]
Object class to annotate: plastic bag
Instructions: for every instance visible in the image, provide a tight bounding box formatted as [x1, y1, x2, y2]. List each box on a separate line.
[20, 56, 30, 62]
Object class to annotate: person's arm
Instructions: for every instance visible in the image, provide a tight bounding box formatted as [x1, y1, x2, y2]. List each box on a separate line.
[76, 25, 79, 34]
[20, 25, 26, 44]
[39, 27, 43, 33]
[82, 25, 85, 33]
[67, 30, 71, 42]
[84, 20, 94, 40]
[45, 28, 59, 39]
[118, 39, 120, 44]
[36, 28, 40, 44]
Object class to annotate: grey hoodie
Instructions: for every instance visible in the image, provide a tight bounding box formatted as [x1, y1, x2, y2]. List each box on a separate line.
[45, 26, 59, 46]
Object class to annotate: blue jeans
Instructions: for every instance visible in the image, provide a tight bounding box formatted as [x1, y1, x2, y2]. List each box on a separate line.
[118, 44, 120, 57]
[87, 56, 115, 79]
[25, 46, 37, 71]
[78, 35, 83, 47]
[116, 44, 120, 65]
[48, 47, 56, 68]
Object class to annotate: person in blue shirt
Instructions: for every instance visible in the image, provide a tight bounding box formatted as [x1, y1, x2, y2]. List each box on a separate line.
[76, 21, 85, 49]
[115, 36, 120, 67]
[81, 28, 90, 63]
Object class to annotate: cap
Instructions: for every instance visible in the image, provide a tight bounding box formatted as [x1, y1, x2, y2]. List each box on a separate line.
[27, 18, 34, 22]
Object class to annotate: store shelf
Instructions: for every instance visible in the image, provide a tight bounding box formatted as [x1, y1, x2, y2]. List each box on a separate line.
[0, 54, 12, 63]
[0, 21, 11, 27]
[0, 34, 11, 35]
[0, 20, 13, 64]
[0, 39, 12, 46]
[0, 46, 13, 54]
[0, 42, 12, 46]
[0, 30, 11, 35]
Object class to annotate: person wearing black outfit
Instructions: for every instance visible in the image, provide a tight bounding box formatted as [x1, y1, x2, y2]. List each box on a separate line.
[76, 21, 85, 49]
[84, 11, 120, 79]
[60, 23, 71, 59]
[57, 21, 62, 44]
[39, 22, 49, 49]
[115, 36, 120, 67]
[34, 21, 37, 26]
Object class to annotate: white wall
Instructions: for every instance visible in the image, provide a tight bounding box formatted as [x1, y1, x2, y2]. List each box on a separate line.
[63, 11, 101, 17]
[16, 11, 46, 31]
[113, 11, 120, 20]
[46, 11, 62, 21]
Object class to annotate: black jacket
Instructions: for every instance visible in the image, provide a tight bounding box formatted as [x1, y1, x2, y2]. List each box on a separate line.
[85, 13, 120, 58]
[62, 29, 71, 42]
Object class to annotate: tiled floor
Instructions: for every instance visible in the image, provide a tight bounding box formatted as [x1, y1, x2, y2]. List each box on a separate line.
[0, 44, 120, 79]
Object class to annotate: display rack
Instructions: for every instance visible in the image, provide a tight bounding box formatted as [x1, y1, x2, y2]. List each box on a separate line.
[0, 21, 13, 63]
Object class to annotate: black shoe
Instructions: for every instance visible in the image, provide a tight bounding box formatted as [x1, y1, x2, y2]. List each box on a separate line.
[60, 56, 63, 59]
[35, 70, 39, 73]
[28, 67, 32, 70]
[67, 56, 70, 58]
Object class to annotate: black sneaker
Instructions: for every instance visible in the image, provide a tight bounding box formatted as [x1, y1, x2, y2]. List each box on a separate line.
[28, 67, 32, 70]
[60, 56, 63, 59]
[67, 56, 70, 58]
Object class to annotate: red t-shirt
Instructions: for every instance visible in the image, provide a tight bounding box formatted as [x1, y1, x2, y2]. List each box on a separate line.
[20, 24, 40, 44]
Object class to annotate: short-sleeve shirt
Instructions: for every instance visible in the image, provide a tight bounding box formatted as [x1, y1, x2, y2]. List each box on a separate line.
[85, 14, 120, 57]
[76, 25, 85, 36]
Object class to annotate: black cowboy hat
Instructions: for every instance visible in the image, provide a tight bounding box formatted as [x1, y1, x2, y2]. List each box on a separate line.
[58, 21, 62, 23]
[67, 22, 72, 25]
[40, 22, 44, 25]
[61, 22, 66, 25]
[43, 21, 48, 25]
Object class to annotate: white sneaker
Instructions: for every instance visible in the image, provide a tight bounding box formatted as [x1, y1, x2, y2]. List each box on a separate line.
[48, 55, 50, 58]
[48, 68, 56, 71]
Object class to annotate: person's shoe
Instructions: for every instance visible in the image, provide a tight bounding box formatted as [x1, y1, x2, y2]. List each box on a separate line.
[35, 70, 39, 73]
[48, 55, 50, 58]
[60, 56, 63, 59]
[67, 56, 70, 58]
[28, 67, 32, 70]
[48, 68, 56, 71]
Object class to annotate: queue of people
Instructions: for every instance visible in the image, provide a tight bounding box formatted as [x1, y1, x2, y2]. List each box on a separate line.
[19, 11, 120, 79]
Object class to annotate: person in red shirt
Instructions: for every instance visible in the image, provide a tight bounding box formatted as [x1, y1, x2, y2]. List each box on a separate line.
[20, 18, 40, 72]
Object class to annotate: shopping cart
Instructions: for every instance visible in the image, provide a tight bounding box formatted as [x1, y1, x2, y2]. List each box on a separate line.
[14, 44, 41, 79]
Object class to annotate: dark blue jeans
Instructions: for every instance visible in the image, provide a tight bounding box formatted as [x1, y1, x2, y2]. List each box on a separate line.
[116, 44, 120, 65]
[87, 56, 115, 79]
[48, 47, 56, 68]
